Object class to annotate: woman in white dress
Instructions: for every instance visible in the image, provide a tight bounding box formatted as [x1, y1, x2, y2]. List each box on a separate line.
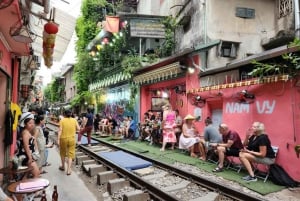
[179, 114, 202, 158]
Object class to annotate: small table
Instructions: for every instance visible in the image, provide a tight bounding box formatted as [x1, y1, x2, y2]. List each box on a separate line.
[0, 166, 33, 182]
[7, 178, 50, 201]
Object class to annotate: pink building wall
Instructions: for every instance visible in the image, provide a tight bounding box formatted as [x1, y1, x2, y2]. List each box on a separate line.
[138, 53, 300, 180]
[141, 75, 300, 180]
[189, 81, 300, 180]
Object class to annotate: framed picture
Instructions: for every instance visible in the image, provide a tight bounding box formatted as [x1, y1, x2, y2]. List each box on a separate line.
[151, 97, 169, 111]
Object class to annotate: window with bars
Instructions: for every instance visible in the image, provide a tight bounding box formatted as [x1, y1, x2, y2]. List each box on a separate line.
[278, 0, 293, 18]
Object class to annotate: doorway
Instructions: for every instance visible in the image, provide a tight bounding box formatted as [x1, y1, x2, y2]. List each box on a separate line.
[211, 109, 223, 129]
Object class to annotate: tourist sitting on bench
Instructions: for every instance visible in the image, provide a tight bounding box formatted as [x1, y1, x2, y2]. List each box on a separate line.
[210, 123, 243, 172]
[178, 114, 203, 158]
[199, 117, 222, 161]
[239, 122, 275, 182]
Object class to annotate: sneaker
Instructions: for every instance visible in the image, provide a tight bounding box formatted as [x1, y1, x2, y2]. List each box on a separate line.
[243, 175, 257, 182]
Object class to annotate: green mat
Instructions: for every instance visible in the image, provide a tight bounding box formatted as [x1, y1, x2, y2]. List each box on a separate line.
[94, 136, 285, 195]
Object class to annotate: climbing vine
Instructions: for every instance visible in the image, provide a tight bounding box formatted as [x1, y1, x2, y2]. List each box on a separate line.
[249, 38, 300, 79]
[160, 16, 178, 57]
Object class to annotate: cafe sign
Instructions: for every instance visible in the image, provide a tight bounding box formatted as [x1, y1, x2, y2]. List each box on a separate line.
[130, 18, 165, 38]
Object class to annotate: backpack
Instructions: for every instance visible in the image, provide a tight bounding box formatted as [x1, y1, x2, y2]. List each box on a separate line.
[269, 164, 299, 187]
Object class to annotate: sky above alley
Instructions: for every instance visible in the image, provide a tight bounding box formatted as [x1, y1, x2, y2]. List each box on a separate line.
[37, 0, 82, 85]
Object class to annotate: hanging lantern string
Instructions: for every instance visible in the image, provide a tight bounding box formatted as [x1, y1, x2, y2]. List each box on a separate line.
[48, 8, 56, 22]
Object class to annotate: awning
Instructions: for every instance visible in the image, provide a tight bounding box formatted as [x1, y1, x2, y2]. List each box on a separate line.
[188, 75, 289, 94]
[194, 40, 221, 52]
[133, 62, 182, 85]
[89, 72, 131, 91]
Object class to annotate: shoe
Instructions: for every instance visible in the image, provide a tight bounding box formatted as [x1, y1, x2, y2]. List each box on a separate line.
[242, 175, 250, 180]
[243, 175, 257, 182]
[212, 166, 223, 172]
[59, 166, 65, 171]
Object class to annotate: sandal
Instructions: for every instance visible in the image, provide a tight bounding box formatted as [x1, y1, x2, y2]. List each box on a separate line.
[199, 157, 206, 161]
[40, 170, 48, 174]
[212, 167, 223, 172]
[190, 153, 197, 158]
[67, 171, 72, 176]
[43, 162, 51, 167]
[59, 166, 65, 171]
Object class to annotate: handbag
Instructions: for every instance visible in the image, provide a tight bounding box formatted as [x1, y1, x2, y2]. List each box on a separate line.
[32, 151, 40, 161]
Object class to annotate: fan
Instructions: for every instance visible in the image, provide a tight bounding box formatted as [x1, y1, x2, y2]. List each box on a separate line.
[189, 94, 206, 108]
[233, 90, 255, 104]
[0, 0, 14, 9]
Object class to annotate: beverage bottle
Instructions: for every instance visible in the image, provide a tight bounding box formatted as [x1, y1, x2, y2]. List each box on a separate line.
[52, 185, 58, 201]
[40, 190, 47, 201]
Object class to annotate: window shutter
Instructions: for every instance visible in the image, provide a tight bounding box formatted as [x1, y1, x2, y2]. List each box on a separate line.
[230, 43, 237, 58]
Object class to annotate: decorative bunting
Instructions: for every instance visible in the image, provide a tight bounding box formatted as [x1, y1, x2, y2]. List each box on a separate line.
[188, 75, 289, 94]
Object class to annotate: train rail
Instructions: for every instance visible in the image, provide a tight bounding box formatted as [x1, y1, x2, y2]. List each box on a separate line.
[46, 122, 264, 201]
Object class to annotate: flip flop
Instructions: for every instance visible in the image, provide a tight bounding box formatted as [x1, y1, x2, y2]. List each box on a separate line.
[190, 153, 197, 158]
[199, 157, 206, 161]
[59, 166, 65, 171]
[43, 162, 51, 167]
[67, 171, 72, 176]
[40, 170, 48, 174]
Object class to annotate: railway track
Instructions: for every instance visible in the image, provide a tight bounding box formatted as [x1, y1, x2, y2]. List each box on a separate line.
[77, 141, 264, 201]
[46, 122, 264, 201]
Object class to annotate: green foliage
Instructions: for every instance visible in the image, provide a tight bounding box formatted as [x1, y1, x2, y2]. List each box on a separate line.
[288, 38, 300, 47]
[249, 52, 300, 78]
[94, 29, 129, 75]
[126, 84, 138, 112]
[70, 91, 93, 107]
[141, 53, 159, 64]
[121, 54, 141, 76]
[74, 52, 96, 93]
[76, 17, 99, 52]
[249, 39, 300, 79]
[43, 85, 51, 102]
[160, 16, 178, 57]
[43, 79, 64, 103]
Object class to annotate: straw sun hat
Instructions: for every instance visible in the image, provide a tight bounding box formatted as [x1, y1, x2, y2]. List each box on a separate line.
[184, 114, 195, 120]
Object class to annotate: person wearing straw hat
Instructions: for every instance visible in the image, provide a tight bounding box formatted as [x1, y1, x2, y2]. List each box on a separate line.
[160, 103, 177, 151]
[179, 114, 203, 158]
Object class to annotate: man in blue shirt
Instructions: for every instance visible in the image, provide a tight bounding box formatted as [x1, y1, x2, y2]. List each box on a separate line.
[128, 116, 137, 139]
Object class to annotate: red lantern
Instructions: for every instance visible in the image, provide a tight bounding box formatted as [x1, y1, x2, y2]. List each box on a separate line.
[44, 21, 59, 34]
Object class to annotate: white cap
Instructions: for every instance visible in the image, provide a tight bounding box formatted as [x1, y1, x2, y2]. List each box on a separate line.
[19, 112, 34, 127]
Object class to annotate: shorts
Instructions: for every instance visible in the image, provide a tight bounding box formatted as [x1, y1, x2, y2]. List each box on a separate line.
[254, 157, 275, 165]
[225, 148, 240, 157]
